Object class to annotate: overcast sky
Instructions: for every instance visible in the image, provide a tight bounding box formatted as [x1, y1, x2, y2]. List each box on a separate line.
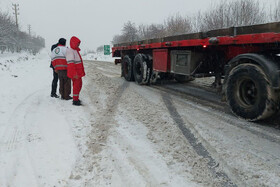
[0, 0, 275, 51]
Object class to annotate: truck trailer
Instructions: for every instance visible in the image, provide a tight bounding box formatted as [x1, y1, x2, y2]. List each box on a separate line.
[112, 22, 280, 121]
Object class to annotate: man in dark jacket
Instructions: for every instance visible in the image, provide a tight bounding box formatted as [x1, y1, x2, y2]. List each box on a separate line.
[50, 42, 59, 98]
[51, 38, 72, 100]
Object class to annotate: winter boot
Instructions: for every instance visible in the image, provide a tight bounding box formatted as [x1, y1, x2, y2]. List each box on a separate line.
[73, 100, 82, 106]
[51, 93, 59, 98]
[63, 96, 73, 100]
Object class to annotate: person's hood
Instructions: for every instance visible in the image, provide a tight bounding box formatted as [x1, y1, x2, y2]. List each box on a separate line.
[70, 36, 81, 51]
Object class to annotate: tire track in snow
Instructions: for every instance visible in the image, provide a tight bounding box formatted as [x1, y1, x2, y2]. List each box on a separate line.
[68, 77, 129, 185]
[0, 90, 44, 187]
[83, 61, 226, 185]
[6, 129, 21, 151]
[88, 80, 129, 154]
[152, 84, 280, 144]
[0, 90, 43, 152]
[162, 92, 237, 187]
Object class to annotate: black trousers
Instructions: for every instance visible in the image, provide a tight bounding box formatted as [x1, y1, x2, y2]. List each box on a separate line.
[51, 68, 58, 95]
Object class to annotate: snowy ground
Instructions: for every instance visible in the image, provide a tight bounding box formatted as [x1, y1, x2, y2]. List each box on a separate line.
[83, 52, 118, 62]
[0, 50, 280, 187]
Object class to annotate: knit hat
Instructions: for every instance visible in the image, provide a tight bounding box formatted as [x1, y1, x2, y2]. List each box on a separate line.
[58, 38, 66, 46]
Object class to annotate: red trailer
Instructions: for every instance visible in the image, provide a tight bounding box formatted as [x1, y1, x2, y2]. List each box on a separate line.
[112, 22, 280, 121]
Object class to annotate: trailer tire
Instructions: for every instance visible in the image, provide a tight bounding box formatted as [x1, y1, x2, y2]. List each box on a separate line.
[122, 55, 134, 81]
[133, 54, 151, 85]
[226, 63, 277, 121]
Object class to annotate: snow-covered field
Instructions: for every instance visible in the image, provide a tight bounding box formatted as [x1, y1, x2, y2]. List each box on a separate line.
[0, 50, 280, 187]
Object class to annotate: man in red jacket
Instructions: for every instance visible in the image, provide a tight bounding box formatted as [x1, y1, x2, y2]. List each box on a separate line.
[51, 38, 72, 100]
[66, 36, 85, 106]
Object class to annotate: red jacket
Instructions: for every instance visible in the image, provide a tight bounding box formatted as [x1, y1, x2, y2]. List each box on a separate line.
[66, 36, 85, 78]
[51, 44, 67, 71]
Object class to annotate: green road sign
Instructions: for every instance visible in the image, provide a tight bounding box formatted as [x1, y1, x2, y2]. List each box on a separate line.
[104, 45, 110, 55]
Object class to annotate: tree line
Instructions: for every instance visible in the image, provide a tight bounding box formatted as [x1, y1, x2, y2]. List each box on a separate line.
[0, 11, 45, 54]
[112, 0, 280, 44]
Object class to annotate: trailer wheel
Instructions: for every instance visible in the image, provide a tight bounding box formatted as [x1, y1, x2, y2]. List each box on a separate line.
[226, 63, 277, 121]
[122, 55, 134, 81]
[133, 54, 151, 85]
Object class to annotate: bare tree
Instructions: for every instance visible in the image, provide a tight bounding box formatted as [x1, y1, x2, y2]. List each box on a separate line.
[112, 0, 279, 44]
[196, 0, 265, 31]
[121, 21, 139, 42]
[164, 13, 192, 36]
[96, 45, 104, 53]
[112, 34, 126, 44]
[231, 0, 265, 26]
[138, 23, 165, 40]
[268, 1, 280, 22]
[0, 10, 45, 53]
[138, 24, 149, 40]
[0, 12, 17, 51]
[191, 11, 204, 33]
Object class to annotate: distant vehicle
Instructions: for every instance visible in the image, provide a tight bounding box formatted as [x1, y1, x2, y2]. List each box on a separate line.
[112, 22, 280, 121]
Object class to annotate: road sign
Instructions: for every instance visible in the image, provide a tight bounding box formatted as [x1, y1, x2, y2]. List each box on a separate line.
[104, 45, 110, 55]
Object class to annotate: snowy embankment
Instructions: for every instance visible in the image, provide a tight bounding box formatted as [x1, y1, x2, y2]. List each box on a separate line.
[0, 50, 88, 186]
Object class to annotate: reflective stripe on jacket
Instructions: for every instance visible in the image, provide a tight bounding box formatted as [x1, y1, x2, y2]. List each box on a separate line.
[66, 37, 85, 79]
[51, 45, 67, 71]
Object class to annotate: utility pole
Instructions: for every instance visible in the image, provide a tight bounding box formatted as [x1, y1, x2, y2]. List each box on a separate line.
[12, 4, 19, 29]
[28, 24, 31, 35]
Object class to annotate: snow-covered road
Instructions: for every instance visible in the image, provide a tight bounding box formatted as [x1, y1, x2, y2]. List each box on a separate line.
[0, 50, 280, 186]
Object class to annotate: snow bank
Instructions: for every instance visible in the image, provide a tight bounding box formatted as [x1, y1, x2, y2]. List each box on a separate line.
[0, 51, 32, 73]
